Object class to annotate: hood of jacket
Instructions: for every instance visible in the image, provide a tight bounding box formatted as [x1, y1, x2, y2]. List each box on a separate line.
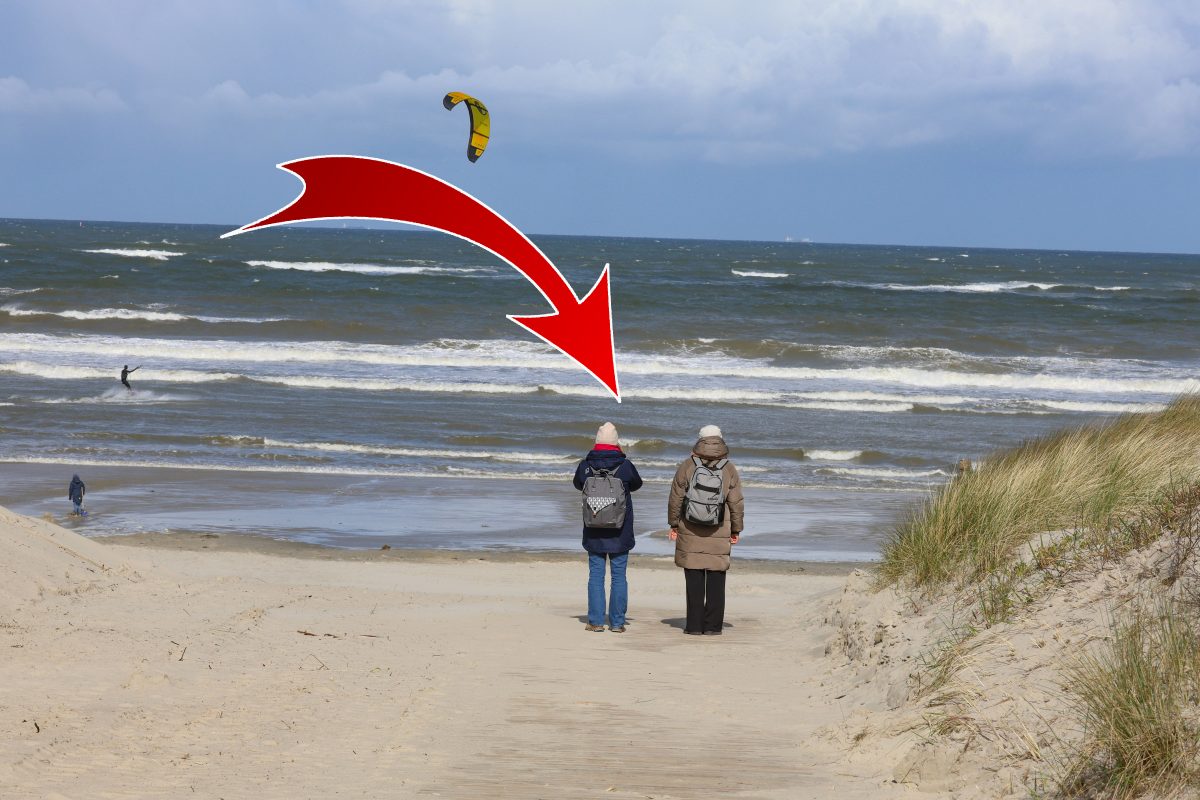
[692, 436, 729, 463]
[585, 448, 627, 470]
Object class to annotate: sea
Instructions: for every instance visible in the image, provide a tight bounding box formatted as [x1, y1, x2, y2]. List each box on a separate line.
[1, 217, 1197, 560]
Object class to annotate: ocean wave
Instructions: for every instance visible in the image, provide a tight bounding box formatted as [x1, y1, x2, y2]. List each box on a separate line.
[0, 361, 240, 383]
[773, 400, 913, 413]
[253, 437, 683, 469]
[0, 287, 39, 296]
[818, 466, 950, 480]
[1, 304, 287, 323]
[805, 449, 864, 461]
[861, 280, 1061, 293]
[1, 334, 1194, 396]
[81, 248, 186, 260]
[0, 455, 576, 483]
[245, 260, 493, 277]
[1034, 400, 1167, 414]
[731, 269, 788, 278]
[1093, 286, 1131, 291]
[36, 388, 195, 404]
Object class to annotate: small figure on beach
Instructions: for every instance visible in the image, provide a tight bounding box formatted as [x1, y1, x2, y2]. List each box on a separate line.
[120, 364, 140, 391]
[956, 458, 973, 477]
[68, 474, 86, 516]
[574, 422, 643, 633]
[668, 425, 744, 636]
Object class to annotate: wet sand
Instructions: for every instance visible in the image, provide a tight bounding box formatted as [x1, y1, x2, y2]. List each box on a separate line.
[0, 461, 914, 562]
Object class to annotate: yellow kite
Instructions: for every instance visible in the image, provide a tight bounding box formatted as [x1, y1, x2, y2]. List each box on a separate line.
[442, 92, 490, 162]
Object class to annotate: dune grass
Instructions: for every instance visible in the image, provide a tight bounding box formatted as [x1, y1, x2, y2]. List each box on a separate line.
[1059, 600, 1200, 799]
[878, 395, 1200, 590]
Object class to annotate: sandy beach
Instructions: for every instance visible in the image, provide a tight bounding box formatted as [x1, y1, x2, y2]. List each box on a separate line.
[0, 506, 889, 799]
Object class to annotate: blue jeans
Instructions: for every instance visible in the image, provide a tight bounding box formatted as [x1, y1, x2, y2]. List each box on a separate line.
[588, 552, 628, 627]
[72, 501, 82, 515]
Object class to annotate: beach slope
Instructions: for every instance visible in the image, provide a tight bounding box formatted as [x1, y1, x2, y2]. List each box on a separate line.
[0, 508, 912, 799]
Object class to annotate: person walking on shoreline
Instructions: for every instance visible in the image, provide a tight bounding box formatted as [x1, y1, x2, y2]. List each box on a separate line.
[574, 422, 643, 633]
[668, 425, 744, 636]
[68, 474, 86, 516]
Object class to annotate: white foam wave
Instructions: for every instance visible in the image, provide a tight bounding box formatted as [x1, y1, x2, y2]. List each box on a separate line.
[245, 260, 492, 277]
[1035, 400, 1166, 414]
[805, 450, 864, 461]
[731, 269, 788, 278]
[1, 305, 285, 323]
[819, 467, 949, 479]
[1, 334, 1194, 397]
[776, 400, 913, 413]
[37, 388, 193, 404]
[0, 287, 39, 296]
[1, 455, 578, 483]
[1093, 286, 1131, 291]
[254, 437, 681, 468]
[0, 361, 240, 383]
[791, 390, 970, 405]
[0, 242, 9, 247]
[863, 280, 1061, 294]
[81, 249, 185, 260]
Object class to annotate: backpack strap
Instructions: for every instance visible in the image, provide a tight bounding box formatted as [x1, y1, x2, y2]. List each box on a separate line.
[712, 458, 728, 470]
[691, 456, 703, 468]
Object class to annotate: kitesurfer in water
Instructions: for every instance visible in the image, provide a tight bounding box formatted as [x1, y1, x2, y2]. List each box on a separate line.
[120, 364, 140, 391]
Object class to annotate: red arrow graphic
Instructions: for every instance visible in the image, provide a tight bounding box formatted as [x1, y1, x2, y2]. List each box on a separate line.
[222, 155, 620, 400]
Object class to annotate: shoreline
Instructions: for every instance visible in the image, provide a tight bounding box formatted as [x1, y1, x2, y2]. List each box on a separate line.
[1, 460, 910, 563]
[99, 529, 867, 575]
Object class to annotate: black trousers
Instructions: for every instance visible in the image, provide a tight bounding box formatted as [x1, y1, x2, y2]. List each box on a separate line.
[684, 568, 726, 633]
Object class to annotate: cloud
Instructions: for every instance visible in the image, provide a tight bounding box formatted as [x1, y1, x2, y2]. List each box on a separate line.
[4, 1, 1200, 161]
[0, 76, 125, 114]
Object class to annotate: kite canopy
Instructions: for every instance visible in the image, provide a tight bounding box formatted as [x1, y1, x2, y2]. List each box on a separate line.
[442, 92, 490, 162]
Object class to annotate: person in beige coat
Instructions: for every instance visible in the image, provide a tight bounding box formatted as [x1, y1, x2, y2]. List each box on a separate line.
[667, 425, 744, 635]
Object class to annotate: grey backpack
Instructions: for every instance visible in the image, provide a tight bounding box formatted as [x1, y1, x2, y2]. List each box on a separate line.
[582, 468, 627, 528]
[683, 456, 728, 526]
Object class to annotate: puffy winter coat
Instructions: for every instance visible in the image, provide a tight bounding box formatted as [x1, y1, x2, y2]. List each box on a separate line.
[573, 448, 643, 555]
[667, 436, 744, 571]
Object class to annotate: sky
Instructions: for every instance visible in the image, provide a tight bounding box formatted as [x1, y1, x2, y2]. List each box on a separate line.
[1, 1, 1198, 253]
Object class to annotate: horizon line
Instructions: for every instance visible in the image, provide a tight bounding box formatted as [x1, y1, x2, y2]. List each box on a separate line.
[1, 214, 1196, 259]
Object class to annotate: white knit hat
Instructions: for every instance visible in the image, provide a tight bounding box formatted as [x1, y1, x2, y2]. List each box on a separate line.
[595, 422, 620, 446]
[698, 424, 722, 438]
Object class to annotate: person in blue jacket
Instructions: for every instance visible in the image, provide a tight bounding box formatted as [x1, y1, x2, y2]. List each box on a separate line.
[573, 422, 643, 633]
[68, 474, 86, 516]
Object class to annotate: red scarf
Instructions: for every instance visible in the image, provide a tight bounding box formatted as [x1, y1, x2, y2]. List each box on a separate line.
[592, 443, 622, 452]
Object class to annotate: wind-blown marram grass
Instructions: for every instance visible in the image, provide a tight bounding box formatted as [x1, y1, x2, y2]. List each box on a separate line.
[1059, 599, 1200, 799]
[879, 395, 1200, 589]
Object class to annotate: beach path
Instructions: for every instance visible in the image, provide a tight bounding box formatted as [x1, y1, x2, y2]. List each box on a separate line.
[0, 516, 901, 799]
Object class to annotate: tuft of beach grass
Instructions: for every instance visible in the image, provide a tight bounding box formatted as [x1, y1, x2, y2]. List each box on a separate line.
[879, 395, 1200, 590]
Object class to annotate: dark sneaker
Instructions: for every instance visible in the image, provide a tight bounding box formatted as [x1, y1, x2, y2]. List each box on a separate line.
[684, 630, 704, 635]
[703, 630, 723, 636]
[585, 624, 605, 632]
[609, 625, 626, 633]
